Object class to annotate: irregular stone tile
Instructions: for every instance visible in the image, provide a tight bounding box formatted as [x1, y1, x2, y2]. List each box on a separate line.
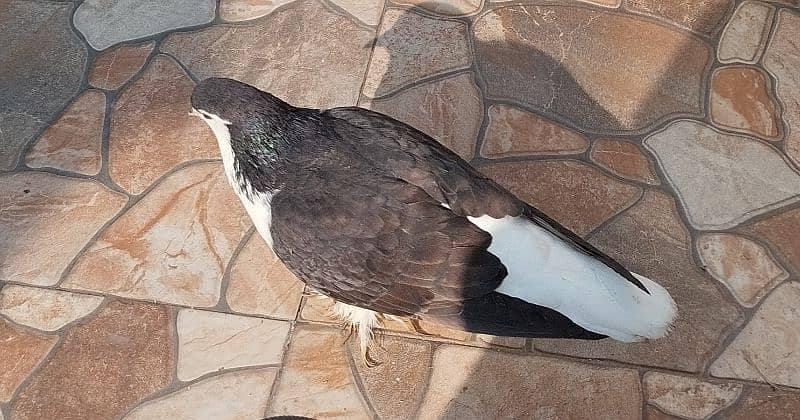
[418, 345, 641, 419]
[626, 0, 734, 35]
[0, 319, 57, 403]
[591, 138, 659, 184]
[474, 6, 708, 134]
[0, 1, 86, 170]
[723, 388, 800, 419]
[267, 324, 370, 419]
[536, 191, 743, 372]
[226, 233, 304, 319]
[394, 0, 482, 15]
[108, 55, 218, 194]
[644, 372, 741, 419]
[383, 315, 473, 343]
[299, 294, 338, 324]
[365, 72, 482, 160]
[579, 0, 621, 6]
[718, 1, 774, 64]
[88, 41, 155, 90]
[645, 120, 800, 230]
[0, 285, 103, 331]
[711, 282, 800, 388]
[645, 406, 681, 420]
[479, 160, 642, 235]
[73, 0, 216, 50]
[124, 368, 277, 419]
[764, 10, 800, 167]
[350, 335, 432, 420]
[748, 207, 800, 273]
[63, 163, 250, 307]
[696, 233, 788, 307]
[363, 8, 470, 97]
[302, 294, 525, 348]
[10, 300, 173, 419]
[177, 309, 290, 381]
[219, 0, 294, 22]
[0, 172, 127, 286]
[24, 90, 105, 175]
[489, 0, 621, 6]
[481, 104, 589, 158]
[710, 66, 780, 139]
[329, 0, 386, 25]
[162, 0, 374, 108]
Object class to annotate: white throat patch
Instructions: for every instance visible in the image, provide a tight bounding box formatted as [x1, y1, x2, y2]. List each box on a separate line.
[192, 107, 276, 249]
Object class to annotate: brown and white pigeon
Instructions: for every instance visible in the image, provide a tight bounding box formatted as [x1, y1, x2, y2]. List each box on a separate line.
[190, 78, 676, 361]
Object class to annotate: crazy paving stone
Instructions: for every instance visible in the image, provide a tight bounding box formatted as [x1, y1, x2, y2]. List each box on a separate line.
[489, 0, 621, 7]
[394, 0, 482, 15]
[88, 41, 155, 90]
[590, 138, 659, 184]
[764, 10, 800, 167]
[479, 160, 642, 236]
[24, 90, 105, 175]
[73, 0, 216, 51]
[329, 0, 386, 26]
[710, 66, 780, 139]
[124, 368, 278, 420]
[176, 309, 290, 381]
[0, 172, 127, 286]
[722, 387, 800, 419]
[0, 285, 103, 332]
[0, 319, 57, 403]
[473, 6, 708, 134]
[0, 1, 86, 171]
[365, 72, 482, 160]
[418, 345, 640, 419]
[644, 372, 741, 420]
[362, 8, 471, 97]
[219, 0, 295, 22]
[718, 1, 774, 64]
[267, 324, 370, 419]
[350, 335, 432, 420]
[711, 282, 800, 388]
[646, 407, 682, 420]
[162, 0, 373, 108]
[10, 300, 173, 420]
[481, 104, 589, 158]
[299, 295, 512, 347]
[63, 163, 250, 307]
[626, 0, 734, 36]
[645, 120, 800, 230]
[696, 233, 787, 307]
[748, 206, 800, 273]
[226, 233, 304, 319]
[536, 191, 743, 372]
[108, 55, 218, 194]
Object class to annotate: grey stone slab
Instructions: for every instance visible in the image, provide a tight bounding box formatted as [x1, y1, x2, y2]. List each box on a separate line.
[0, 1, 86, 170]
[73, 0, 216, 50]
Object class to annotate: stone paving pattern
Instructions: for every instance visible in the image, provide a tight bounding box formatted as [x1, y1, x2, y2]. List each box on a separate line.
[1, 0, 800, 419]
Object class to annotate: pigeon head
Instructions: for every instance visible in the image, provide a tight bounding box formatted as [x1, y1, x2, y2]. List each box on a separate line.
[190, 78, 304, 193]
[190, 77, 291, 128]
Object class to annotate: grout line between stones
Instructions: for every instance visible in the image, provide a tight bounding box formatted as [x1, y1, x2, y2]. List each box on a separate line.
[343, 340, 381, 419]
[213, 226, 256, 314]
[263, 320, 298, 417]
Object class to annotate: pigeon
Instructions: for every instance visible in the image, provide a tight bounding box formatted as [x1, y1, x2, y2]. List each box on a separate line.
[190, 78, 677, 361]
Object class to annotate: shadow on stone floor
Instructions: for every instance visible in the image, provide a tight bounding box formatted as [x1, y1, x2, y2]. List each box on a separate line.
[360, 3, 747, 418]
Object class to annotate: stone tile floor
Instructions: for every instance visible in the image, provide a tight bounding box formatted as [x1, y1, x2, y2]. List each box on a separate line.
[1, 0, 800, 419]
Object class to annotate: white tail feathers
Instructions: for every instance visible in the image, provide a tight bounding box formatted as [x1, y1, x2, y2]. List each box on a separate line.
[469, 214, 678, 342]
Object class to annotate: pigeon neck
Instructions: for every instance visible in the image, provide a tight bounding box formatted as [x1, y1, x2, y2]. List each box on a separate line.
[229, 108, 319, 194]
